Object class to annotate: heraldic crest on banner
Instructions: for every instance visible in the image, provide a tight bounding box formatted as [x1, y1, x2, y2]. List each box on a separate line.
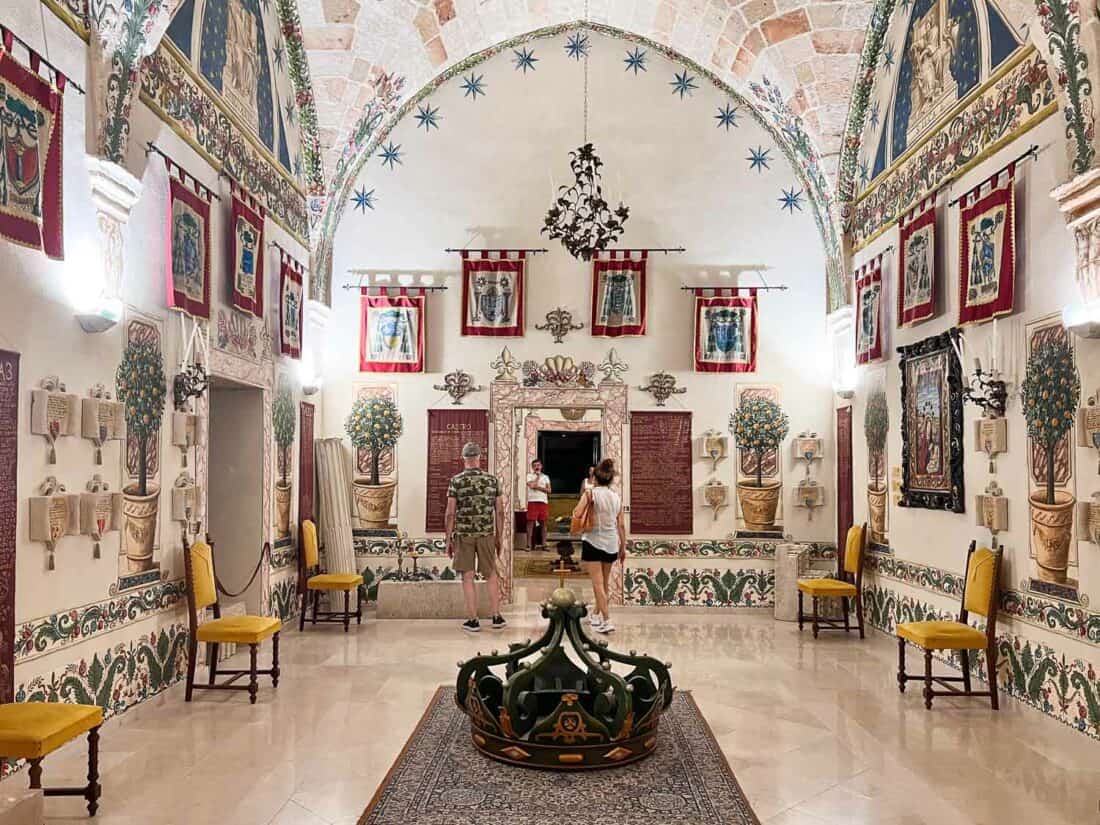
[592, 251, 647, 337]
[693, 289, 757, 373]
[459, 251, 525, 336]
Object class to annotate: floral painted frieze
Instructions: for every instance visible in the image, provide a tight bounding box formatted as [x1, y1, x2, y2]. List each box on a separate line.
[271, 541, 297, 571]
[627, 539, 836, 560]
[268, 576, 298, 621]
[274, 0, 324, 195]
[354, 536, 447, 556]
[865, 553, 964, 598]
[1035, 0, 1095, 173]
[140, 49, 309, 241]
[623, 568, 774, 608]
[358, 564, 457, 602]
[848, 48, 1055, 249]
[15, 581, 186, 664]
[15, 624, 188, 719]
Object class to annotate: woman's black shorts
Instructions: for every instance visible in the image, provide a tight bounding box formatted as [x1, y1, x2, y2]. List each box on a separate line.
[580, 540, 618, 564]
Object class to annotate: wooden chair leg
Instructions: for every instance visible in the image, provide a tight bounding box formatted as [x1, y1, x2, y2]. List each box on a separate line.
[811, 596, 820, 639]
[923, 649, 934, 710]
[86, 725, 101, 816]
[842, 596, 851, 632]
[248, 644, 259, 705]
[987, 644, 999, 710]
[960, 649, 972, 693]
[356, 587, 363, 625]
[856, 591, 865, 639]
[207, 643, 219, 685]
[343, 590, 351, 633]
[312, 591, 320, 625]
[271, 632, 281, 688]
[185, 635, 197, 702]
[299, 591, 306, 632]
[897, 638, 906, 693]
[27, 758, 43, 790]
[797, 591, 804, 631]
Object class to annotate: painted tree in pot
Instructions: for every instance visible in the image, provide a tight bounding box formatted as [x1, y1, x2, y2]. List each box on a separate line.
[346, 397, 403, 530]
[1021, 339, 1080, 583]
[115, 340, 166, 572]
[273, 388, 296, 539]
[730, 397, 789, 532]
[865, 389, 889, 545]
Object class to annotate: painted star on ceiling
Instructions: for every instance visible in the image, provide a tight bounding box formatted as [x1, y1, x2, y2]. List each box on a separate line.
[747, 146, 771, 172]
[379, 141, 403, 170]
[273, 42, 285, 72]
[513, 47, 538, 73]
[285, 97, 296, 124]
[779, 188, 803, 213]
[869, 100, 880, 130]
[859, 159, 869, 186]
[260, 0, 270, 11]
[293, 154, 302, 178]
[415, 104, 440, 131]
[715, 103, 740, 130]
[565, 32, 590, 60]
[352, 187, 376, 213]
[462, 73, 486, 100]
[899, 0, 912, 10]
[881, 43, 895, 73]
[624, 47, 648, 74]
[670, 71, 697, 99]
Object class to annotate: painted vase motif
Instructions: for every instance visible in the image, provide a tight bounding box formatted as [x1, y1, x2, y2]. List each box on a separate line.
[353, 479, 397, 529]
[736, 481, 782, 531]
[122, 484, 159, 572]
[867, 485, 887, 544]
[1029, 490, 1075, 583]
[275, 481, 292, 538]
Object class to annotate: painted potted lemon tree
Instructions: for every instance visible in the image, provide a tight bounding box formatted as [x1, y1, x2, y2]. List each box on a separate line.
[273, 388, 296, 538]
[346, 397, 403, 529]
[730, 396, 789, 532]
[1022, 339, 1080, 583]
[115, 340, 166, 572]
[865, 389, 889, 545]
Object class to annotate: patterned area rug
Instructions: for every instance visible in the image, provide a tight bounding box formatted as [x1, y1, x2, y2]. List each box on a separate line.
[359, 687, 760, 825]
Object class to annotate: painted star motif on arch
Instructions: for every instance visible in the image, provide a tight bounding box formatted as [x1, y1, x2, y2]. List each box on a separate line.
[273, 42, 285, 72]
[670, 71, 697, 99]
[715, 103, 740, 130]
[565, 33, 589, 60]
[352, 188, 376, 213]
[869, 100, 880, 130]
[379, 142, 403, 170]
[747, 146, 771, 172]
[285, 97, 296, 124]
[881, 43, 895, 73]
[462, 73, 486, 100]
[513, 47, 538, 73]
[624, 47, 648, 74]
[859, 159, 869, 186]
[415, 104, 441, 131]
[779, 188, 803, 212]
[293, 154, 302, 178]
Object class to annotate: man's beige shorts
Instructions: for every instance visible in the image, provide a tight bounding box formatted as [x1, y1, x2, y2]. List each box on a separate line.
[454, 535, 497, 576]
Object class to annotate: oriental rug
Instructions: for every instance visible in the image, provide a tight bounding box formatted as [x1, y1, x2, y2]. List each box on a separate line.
[358, 687, 760, 825]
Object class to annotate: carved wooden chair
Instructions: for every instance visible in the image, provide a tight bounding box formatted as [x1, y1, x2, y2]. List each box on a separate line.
[0, 702, 102, 815]
[896, 541, 1003, 710]
[796, 522, 867, 639]
[298, 519, 363, 632]
[183, 534, 281, 704]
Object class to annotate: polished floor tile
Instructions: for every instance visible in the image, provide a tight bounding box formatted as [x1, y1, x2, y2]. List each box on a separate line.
[13, 590, 1099, 825]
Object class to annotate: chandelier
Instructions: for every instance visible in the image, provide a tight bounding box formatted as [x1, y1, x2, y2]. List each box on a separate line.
[542, 24, 629, 260]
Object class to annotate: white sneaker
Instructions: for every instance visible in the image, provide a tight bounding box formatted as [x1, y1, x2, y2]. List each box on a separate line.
[587, 614, 605, 631]
[596, 619, 615, 633]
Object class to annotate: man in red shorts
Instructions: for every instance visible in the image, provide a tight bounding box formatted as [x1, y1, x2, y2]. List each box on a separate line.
[525, 459, 551, 550]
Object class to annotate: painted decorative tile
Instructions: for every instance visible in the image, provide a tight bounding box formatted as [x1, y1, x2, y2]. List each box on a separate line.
[358, 564, 457, 602]
[627, 539, 836, 560]
[623, 568, 773, 608]
[268, 576, 298, 621]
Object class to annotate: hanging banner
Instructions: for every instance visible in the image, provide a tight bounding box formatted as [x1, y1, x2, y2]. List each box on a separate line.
[460, 251, 525, 336]
[279, 254, 304, 359]
[425, 409, 489, 532]
[0, 349, 18, 702]
[591, 251, 646, 337]
[958, 163, 1016, 326]
[165, 173, 212, 319]
[855, 256, 884, 365]
[228, 185, 265, 318]
[0, 39, 64, 259]
[693, 288, 757, 372]
[898, 196, 936, 327]
[359, 288, 425, 373]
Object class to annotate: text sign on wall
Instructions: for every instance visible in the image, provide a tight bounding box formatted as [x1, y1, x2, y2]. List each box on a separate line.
[426, 410, 490, 532]
[0, 349, 19, 702]
[630, 411, 692, 534]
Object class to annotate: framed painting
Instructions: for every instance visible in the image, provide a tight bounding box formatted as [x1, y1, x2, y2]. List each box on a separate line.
[592, 251, 646, 337]
[693, 289, 757, 372]
[897, 328, 964, 512]
[898, 197, 936, 327]
[359, 290, 425, 373]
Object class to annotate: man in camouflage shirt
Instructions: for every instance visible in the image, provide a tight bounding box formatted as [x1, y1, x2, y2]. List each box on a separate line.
[445, 441, 506, 632]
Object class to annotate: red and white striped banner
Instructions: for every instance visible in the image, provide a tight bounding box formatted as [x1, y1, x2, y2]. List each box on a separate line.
[855, 254, 884, 365]
[692, 287, 757, 373]
[592, 250, 647, 337]
[459, 250, 525, 336]
[359, 286, 426, 373]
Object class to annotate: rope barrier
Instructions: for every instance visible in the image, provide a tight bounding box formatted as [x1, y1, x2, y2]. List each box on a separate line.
[214, 542, 272, 598]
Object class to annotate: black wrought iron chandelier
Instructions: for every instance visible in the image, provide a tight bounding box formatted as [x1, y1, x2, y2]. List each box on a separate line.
[542, 22, 629, 260]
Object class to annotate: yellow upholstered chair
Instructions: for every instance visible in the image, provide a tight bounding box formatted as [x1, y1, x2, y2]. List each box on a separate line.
[896, 541, 1003, 710]
[0, 702, 102, 815]
[298, 519, 363, 632]
[796, 522, 867, 639]
[183, 535, 281, 704]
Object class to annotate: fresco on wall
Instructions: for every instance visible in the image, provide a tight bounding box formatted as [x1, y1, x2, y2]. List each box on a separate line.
[354, 384, 398, 520]
[164, 0, 300, 178]
[734, 384, 783, 531]
[848, 0, 1055, 248]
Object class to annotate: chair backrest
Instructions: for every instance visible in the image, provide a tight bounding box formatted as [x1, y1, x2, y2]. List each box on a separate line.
[961, 543, 1001, 619]
[302, 519, 319, 570]
[189, 540, 218, 611]
[841, 522, 867, 580]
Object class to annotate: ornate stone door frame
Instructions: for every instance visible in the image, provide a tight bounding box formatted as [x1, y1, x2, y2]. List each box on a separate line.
[491, 380, 628, 603]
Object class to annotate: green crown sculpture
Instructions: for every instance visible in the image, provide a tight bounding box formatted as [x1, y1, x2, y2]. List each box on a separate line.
[455, 587, 673, 770]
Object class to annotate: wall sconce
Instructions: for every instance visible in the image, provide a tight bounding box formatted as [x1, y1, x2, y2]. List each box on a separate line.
[75, 295, 123, 333]
[1062, 300, 1100, 339]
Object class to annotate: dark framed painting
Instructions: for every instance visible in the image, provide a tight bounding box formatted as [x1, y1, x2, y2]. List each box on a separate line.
[897, 328, 964, 512]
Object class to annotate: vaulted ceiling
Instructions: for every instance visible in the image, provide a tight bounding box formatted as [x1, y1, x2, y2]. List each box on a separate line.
[298, 0, 874, 185]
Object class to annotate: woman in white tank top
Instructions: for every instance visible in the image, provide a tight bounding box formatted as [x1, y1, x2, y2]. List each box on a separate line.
[579, 459, 625, 633]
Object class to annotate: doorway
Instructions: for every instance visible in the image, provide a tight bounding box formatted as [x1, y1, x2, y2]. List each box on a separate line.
[208, 377, 265, 615]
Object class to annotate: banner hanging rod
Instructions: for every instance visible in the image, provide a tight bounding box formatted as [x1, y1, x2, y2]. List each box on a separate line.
[444, 248, 547, 255]
[947, 144, 1039, 207]
[146, 142, 222, 201]
[611, 247, 686, 254]
[342, 283, 448, 292]
[680, 285, 788, 292]
[1, 26, 85, 94]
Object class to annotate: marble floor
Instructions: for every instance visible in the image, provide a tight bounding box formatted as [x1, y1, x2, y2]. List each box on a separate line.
[21, 586, 1100, 825]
